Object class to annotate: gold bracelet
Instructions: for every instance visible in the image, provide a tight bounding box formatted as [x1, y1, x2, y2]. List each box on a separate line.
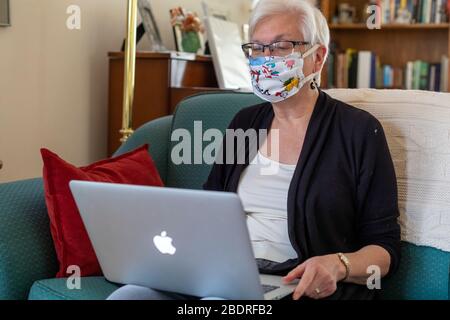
[337, 252, 351, 281]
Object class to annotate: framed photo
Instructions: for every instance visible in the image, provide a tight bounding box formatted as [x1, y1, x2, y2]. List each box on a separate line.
[173, 25, 183, 52]
[137, 0, 166, 51]
[0, 0, 10, 27]
[170, 11, 183, 52]
[170, 7, 205, 54]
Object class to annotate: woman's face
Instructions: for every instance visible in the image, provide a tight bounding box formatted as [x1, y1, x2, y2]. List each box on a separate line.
[251, 13, 324, 81]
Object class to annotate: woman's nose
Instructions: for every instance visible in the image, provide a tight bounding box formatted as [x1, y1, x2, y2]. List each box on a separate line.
[263, 46, 272, 57]
[263, 46, 272, 58]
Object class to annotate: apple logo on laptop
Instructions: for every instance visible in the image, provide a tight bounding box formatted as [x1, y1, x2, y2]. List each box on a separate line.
[153, 231, 176, 255]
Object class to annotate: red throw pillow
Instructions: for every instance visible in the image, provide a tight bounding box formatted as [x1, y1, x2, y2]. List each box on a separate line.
[41, 145, 164, 278]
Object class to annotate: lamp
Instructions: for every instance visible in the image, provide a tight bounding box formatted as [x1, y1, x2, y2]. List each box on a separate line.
[120, 0, 138, 143]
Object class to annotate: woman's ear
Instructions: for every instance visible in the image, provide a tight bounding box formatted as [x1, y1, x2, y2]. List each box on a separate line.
[314, 45, 328, 73]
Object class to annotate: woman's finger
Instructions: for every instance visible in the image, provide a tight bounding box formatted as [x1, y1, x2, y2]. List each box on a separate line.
[292, 266, 316, 300]
[283, 263, 306, 284]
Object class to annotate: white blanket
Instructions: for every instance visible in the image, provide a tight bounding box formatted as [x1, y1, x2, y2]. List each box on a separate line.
[327, 89, 450, 253]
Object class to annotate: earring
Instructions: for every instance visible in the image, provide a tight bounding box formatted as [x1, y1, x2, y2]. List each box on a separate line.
[310, 78, 319, 90]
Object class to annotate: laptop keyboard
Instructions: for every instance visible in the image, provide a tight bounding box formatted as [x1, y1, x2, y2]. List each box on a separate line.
[262, 284, 280, 293]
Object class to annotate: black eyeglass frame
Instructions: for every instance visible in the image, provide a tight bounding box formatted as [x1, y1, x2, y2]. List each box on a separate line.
[241, 40, 312, 58]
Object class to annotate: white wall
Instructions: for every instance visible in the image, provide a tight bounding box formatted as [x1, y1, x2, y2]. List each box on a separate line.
[0, 0, 251, 183]
[0, 0, 128, 182]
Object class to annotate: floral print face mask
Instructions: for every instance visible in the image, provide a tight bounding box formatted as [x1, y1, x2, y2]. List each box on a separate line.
[248, 44, 320, 103]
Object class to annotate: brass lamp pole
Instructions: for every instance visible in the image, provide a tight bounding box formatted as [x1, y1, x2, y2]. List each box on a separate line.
[120, 0, 138, 143]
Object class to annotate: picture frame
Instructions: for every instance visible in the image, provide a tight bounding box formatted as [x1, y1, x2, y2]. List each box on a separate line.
[0, 0, 11, 27]
[171, 23, 205, 54]
[170, 8, 205, 54]
[137, 0, 166, 51]
[171, 18, 183, 52]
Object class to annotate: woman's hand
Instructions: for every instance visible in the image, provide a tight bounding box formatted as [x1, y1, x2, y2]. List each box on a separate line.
[283, 254, 346, 300]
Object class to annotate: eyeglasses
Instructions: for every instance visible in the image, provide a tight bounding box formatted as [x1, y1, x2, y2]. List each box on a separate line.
[241, 40, 311, 58]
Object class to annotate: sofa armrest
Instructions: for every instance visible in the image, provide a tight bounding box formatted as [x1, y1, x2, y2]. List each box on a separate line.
[0, 178, 58, 300]
[114, 115, 173, 184]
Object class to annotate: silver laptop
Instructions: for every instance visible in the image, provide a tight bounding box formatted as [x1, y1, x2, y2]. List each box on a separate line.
[69, 181, 298, 300]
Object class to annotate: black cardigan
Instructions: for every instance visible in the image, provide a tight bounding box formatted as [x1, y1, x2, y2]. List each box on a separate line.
[203, 90, 401, 300]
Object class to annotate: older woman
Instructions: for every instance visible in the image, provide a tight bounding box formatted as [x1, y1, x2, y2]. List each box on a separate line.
[109, 0, 400, 300]
[203, 0, 400, 300]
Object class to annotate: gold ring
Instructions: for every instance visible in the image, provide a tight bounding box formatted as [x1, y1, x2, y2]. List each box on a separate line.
[314, 288, 321, 295]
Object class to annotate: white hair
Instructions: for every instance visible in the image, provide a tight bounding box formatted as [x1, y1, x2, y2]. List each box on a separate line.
[249, 0, 330, 84]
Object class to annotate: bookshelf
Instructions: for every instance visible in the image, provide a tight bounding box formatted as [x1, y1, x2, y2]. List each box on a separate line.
[330, 22, 450, 29]
[319, 0, 450, 92]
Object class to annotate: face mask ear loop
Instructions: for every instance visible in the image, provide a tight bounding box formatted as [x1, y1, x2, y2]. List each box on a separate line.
[298, 71, 319, 91]
[302, 44, 320, 90]
[302, 44, 321, 59]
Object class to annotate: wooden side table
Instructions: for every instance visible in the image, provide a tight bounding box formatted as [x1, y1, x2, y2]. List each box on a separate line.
[108, 51, 225, 155]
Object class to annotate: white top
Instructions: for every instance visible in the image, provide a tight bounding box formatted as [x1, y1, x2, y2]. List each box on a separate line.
[237, 151, 298, 263]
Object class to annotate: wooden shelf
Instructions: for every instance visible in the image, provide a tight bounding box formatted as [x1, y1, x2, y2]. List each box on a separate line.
[330, 23, 450, 30]
[107, 52, 220, 155]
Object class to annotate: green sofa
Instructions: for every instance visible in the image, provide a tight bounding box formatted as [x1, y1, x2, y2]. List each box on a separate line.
[1, 92, 449, 300]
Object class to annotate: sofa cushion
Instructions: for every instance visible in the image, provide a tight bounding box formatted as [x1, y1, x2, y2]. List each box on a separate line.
[167, 92, 263, 189]
[28, 277, 121, 300]
[41, 145, 164, 278]
[381, 242, 450, 300]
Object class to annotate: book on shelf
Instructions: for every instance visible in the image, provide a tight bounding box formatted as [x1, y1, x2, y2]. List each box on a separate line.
[327, 49, 449, 92]
[357, 0, 449, 25]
